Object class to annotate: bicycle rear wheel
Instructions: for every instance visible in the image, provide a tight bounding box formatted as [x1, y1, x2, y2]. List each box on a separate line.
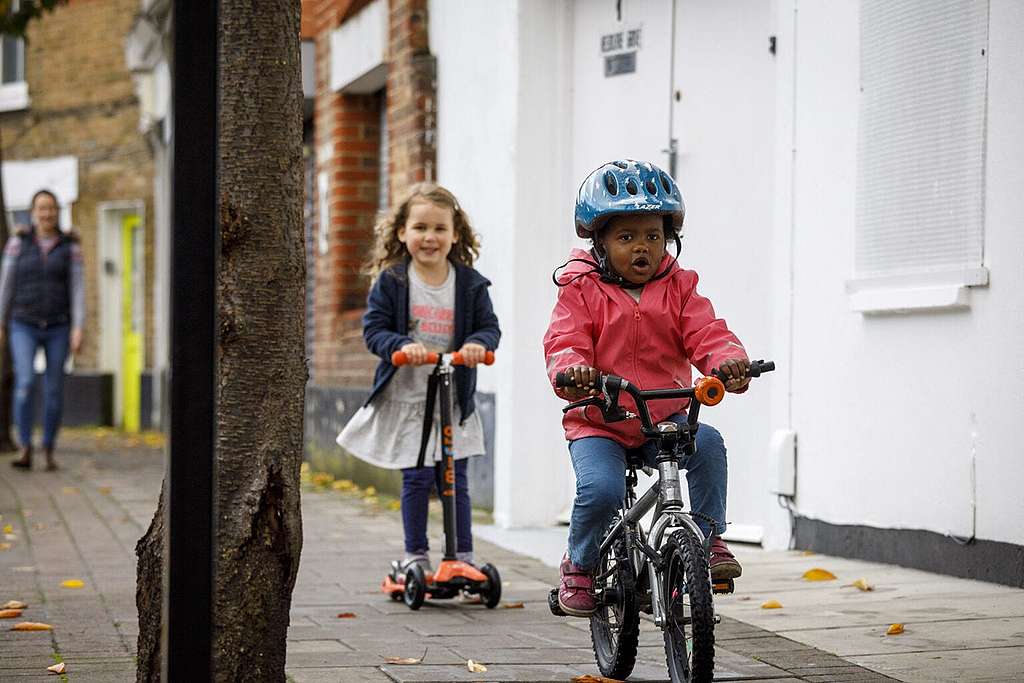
[662, 528, 715, 682]
[589, 526, 640, 680]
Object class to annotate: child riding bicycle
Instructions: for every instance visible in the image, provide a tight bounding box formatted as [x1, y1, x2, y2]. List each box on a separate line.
[543, 159, 751, 617]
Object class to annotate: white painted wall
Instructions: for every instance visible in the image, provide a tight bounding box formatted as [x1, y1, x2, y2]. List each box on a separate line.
[670, 0, 778, 543]
[430, 0, 576, 527]
[430, 0, 1024, 551]
[781, 0, 1024, 546]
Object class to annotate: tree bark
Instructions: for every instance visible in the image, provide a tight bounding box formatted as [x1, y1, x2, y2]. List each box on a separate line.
[135, 2, 306, 680]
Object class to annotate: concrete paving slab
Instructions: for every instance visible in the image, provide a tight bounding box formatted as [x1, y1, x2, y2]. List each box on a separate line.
[848, 645, 1024, 682]
[779, 616, 1024, 657]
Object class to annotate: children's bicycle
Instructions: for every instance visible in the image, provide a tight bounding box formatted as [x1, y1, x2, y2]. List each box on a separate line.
[548, 360, 775, 682]
[380, 350, 502, 610]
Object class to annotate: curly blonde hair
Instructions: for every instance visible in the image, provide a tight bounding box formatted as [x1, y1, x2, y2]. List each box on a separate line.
[364, 183, 480, 280]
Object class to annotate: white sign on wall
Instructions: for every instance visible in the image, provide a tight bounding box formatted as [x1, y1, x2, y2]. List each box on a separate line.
[601, 24, 642, 77]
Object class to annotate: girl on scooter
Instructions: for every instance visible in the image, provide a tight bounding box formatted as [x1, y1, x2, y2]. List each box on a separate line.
[543, 160, 750, 617]
[338, 183, 501, 575]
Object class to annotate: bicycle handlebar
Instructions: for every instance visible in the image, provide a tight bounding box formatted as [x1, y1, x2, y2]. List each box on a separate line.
[555, 359, 774, 391]
[391, 350, 496, 367]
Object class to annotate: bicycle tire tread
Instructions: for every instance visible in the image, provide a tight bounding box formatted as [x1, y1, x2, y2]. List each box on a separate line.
[664, 529, 716, 682]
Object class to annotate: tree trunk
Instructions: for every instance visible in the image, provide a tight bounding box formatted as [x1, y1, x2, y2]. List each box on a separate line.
[135, 3, 306, 680]
[0, 126, 19, 453]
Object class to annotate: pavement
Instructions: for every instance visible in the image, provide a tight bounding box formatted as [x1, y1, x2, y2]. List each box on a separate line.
[0, 433, 1021, 681]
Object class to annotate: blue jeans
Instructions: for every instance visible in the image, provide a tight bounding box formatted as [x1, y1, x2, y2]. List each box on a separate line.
[401, 457, 473, 557]
[8, 320, 70, 451]
[568, 418, 727, 571]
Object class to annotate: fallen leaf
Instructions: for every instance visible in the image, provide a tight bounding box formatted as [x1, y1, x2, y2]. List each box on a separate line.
[363, 497, 379, 505]
[466, 659, 487, 673]
[61, 487, 79, 495]
[336, 612, 357, 618]
[2, 524, 11, 534]
[572, 677, 623, 683]
[800, 550, 815, 556]
[0, 609, 23, 618]
[4, 534, 16, 541]
[364, 486, 377, 496]
[384, 648, 426, 665]
[848, 578, 874, 592]
[761, 600, 783, 609]
[11, 621, 52, 631]
[60, 579, 85, 589]
[97, 486, 112, 495]
[0, 543, 11, 551]
[46, 662, 66, 674]
[802, 568, 837, 581]
[886, 623, 905, 635]
[2, 601, 27, 609]
[500, 601, 525, 609]
[388, 501, 401, 511]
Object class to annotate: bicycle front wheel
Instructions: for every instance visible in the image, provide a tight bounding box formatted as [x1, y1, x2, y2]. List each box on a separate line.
[662, 528, 715, 682]
[589, 526, 639, 680]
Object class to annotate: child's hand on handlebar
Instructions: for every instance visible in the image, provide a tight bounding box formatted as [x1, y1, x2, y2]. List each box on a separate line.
[399, 342, 430, 366]
[718, 358, 751, 393]
[560, 365, 601, 400]
[457, 342, 488, 368]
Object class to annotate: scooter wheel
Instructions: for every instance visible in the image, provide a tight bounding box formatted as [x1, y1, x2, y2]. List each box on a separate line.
[403, 564, 426, 610]
[479, 563, 502, 609]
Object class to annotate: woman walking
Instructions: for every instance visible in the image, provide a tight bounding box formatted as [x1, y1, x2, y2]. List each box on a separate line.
[0, 189, 84, 470]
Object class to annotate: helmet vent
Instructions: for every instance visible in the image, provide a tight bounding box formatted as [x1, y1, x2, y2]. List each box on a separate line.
[645, 178, 657, 194]
[604, 171, 619, 196]
[625, 178, 639, 195]
[660, 173, 672, 193]
[613, 160, 629, 169]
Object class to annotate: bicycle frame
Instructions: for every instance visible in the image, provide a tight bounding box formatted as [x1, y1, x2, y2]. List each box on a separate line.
[596, 397, 708, 628]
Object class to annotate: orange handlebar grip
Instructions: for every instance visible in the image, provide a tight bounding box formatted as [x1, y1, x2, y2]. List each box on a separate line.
[391, 351, 441, 366]
[450, 351, 496, 366]
[694, 376, 726, 406]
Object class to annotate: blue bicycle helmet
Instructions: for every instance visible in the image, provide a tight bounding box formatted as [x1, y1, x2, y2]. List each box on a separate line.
[574, 159, 685, 239]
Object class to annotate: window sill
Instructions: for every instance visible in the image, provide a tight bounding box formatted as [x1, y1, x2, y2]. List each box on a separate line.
[846, 267, 988, 314]
[0, 81, 29, 112]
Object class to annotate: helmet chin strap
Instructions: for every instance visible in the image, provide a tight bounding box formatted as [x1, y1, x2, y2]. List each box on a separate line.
[591, 232, 682, 290]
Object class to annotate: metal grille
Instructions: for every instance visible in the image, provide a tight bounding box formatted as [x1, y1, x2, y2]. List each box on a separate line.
[856, 0, 989, 278]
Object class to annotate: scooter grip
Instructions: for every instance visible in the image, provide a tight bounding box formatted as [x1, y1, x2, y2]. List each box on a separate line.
[451, 350, 495, 366]
[554, 371, 574, 388]
[391, 351, 441, 366]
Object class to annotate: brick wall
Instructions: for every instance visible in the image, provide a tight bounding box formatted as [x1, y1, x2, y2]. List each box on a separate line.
[308, 0, 436, 389]
[310, 0, 381, 387]
[387, 0, 435, 197]
[0, 0, 155, 372]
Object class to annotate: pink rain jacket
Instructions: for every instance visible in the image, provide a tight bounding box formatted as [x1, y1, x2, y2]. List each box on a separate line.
[543, 248, 748, 448]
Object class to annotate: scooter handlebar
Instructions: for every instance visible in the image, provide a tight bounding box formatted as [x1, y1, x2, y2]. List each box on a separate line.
[391, 350, 496, 367]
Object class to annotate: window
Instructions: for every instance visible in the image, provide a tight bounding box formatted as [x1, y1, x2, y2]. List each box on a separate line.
[0, 0, 28, 111]
[850, 1, 989, 312]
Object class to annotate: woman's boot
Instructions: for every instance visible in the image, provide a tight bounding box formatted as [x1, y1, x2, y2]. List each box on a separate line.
[10, 444, 32, 469]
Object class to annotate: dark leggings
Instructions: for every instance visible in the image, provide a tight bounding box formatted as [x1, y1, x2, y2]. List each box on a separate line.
[400, 458, 473, 556]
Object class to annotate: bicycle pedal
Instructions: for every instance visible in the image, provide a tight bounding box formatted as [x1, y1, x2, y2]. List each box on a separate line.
[547, 588, 567, 617]
[712, 578, 735, 595]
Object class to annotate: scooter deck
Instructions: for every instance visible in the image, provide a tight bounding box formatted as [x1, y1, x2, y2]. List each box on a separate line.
[382, 559, 489, 598]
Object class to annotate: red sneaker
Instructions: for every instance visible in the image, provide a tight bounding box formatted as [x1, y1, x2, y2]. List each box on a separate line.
[558, 554, 596, 617]
[709, 537, 742, 580]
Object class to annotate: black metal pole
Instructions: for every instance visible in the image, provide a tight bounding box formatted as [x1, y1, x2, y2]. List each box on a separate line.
[167, 0, 218, 677]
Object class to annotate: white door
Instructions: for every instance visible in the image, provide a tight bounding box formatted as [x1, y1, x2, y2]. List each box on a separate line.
[671, 1, 777, 542]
